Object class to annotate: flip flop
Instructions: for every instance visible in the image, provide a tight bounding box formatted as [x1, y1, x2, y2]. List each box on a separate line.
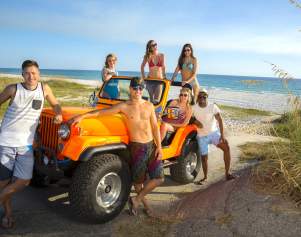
[1, 216, 15, 229]
[128, 197, 138, 216]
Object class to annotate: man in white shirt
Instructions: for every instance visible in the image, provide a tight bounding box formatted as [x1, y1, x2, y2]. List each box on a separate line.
[192, 89, 235, 184]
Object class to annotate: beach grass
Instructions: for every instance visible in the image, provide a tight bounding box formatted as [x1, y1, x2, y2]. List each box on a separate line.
[219, 104, 272, 119]
[270, 110, 301, 138]
[238, 64, 301, 205]
[239, 140, 301, 205]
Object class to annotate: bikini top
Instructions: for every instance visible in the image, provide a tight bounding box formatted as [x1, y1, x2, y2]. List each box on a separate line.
[182, 62, 194, 71]
[148, 55, 163, 68]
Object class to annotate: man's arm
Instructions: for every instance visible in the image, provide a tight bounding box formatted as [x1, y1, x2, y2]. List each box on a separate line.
[214, 113, 225, 142]
[43, 84, 63, 124]
[193, 119, 203, 129]
[71, 102, 124, 124]
[150, 104, 162, 160]
[0, 84, 16, 106]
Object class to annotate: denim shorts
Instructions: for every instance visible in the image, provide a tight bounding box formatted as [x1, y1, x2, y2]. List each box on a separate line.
[196, 131, 221, 156]
[0, 145, 34, 180]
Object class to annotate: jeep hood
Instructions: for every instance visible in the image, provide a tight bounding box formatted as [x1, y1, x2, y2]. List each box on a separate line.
[42, 106, 128, 136]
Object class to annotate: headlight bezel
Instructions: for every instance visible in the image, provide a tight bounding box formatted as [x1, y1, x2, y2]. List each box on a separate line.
[58, 123, 70, 140]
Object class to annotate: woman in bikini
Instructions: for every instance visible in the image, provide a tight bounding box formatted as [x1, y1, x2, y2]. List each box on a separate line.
[171, 43, 199, 102]
[160, 87, 193, 141]
[141, 40, 166, 102]
[101, 53, 119, 99]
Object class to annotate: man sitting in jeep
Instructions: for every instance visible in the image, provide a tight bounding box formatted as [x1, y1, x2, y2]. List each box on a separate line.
[71, 77, 164, 216]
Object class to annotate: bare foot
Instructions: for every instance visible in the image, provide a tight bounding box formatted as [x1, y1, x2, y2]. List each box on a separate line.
[143, 208, 155, 218]
[131, 197, 141, 214]
[128, 197, 138, 216]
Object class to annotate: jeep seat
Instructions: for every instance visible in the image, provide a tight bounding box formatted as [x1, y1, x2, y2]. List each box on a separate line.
[161, 131, 176, 147]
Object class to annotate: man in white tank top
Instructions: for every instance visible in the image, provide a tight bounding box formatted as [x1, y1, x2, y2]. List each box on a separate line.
[0, 60, 62, 228]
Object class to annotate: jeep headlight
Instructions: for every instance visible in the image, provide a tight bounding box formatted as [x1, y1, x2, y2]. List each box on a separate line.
[58, 123, 70, 140]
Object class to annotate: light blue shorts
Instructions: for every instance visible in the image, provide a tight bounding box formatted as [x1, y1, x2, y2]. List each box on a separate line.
[0, 145, 34, 180]
[196, 131, 221, 156]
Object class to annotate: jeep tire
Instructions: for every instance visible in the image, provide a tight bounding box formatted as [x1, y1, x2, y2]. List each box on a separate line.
[170, 139, 201, 183]
[69, 153, 131, 223]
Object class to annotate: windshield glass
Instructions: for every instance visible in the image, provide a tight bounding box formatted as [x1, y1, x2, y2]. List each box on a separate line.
[99, 78, 165, 105]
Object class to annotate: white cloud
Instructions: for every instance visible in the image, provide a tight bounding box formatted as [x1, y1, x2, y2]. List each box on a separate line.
[0, 2, 300, 56]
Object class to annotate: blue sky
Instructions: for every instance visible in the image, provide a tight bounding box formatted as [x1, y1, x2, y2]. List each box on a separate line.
[0, 0, 301, 78]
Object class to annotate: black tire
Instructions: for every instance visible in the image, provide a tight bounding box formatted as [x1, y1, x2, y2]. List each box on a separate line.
[31, 149, 50, 187]
[30, 169, 50, 187]
[170, 139, 201, 183]
[69, 153, 131, 223]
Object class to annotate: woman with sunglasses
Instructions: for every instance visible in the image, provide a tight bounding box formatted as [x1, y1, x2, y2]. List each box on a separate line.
[160, 87, 192, 141]
[171, 43, 199, 101]
[141, 40, 166, 102]
[101, 53, 119, 99]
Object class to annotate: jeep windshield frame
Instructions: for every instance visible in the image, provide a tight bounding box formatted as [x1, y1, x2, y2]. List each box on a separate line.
[98, 77, 166, 106]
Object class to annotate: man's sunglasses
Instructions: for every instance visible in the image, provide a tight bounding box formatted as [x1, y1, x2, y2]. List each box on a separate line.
[151, 43, 157, 47]
[198, 95, 208, 99]
[180, 93, 188, 97]
[132, 85, 144, 91]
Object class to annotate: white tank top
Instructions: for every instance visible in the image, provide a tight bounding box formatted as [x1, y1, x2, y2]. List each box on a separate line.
[0, 83, 44, 147]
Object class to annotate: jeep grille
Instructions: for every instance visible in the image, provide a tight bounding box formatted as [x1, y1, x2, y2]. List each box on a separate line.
[39, 114, 59, 152]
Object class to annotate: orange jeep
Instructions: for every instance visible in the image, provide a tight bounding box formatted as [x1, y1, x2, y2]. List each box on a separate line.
[34, 76, 201, 223]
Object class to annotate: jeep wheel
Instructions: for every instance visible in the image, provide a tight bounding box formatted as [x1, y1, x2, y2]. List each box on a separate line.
[170, 139, 201, 183]
[69, 153, 131, 223]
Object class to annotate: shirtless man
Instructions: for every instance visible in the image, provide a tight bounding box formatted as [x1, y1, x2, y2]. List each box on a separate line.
[72, 77, 164, 216]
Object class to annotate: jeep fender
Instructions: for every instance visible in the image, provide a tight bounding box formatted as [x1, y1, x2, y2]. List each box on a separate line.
[79, 143, 128, 161]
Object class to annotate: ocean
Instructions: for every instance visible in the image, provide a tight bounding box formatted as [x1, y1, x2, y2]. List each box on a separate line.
[0, 68, 300, 96]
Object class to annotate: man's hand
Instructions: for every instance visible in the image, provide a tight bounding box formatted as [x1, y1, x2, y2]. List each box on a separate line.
[68, 114, 82, 125]
[194, 120, 203, 128]
[219, 134, 227, 144]
[155, 147, 163, 160]
[53, 114, 63, 124]
[181, 81, 187, 86]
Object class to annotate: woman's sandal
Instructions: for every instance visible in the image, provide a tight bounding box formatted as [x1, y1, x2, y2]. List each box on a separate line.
[1, 216, 15, 229]
[128, 197, 138, 216]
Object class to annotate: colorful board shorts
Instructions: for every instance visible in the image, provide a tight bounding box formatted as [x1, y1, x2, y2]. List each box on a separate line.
[196, 130, 221, 156]
[129, 141, 164, 184]
[0, 145, 34, 180]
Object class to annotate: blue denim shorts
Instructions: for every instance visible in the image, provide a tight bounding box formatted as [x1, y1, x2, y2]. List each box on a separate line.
[0, 145, 34, 180]
[196, 131, 221, 156]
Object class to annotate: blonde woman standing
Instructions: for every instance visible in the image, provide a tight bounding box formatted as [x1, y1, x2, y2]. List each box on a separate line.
[101, 54, 118, 99]
[160, 87, 192, 141]
[171, 44, 199, 101]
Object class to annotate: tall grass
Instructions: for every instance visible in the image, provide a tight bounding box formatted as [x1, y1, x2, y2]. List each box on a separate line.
[241, 63, 301, 204]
